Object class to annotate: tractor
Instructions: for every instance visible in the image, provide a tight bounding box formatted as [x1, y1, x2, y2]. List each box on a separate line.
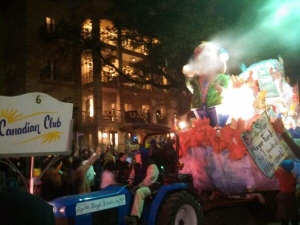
[50, 129, 203, 225]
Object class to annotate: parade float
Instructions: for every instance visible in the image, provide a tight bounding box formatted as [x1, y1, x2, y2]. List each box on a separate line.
[178, 42, 299, 195]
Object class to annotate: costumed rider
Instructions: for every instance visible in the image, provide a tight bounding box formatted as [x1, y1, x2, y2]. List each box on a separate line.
[182, 41, 230, 112]
[124, 148, 159, 225]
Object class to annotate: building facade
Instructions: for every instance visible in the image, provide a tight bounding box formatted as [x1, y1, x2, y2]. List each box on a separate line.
[0, 0, 178, 153]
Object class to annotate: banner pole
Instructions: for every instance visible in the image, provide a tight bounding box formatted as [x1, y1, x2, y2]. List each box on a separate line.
[29, 156, 34, 194]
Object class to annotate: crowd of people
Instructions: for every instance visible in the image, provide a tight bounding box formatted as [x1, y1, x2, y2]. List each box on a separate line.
[0, 138, 168, 225]
[27, 138, 175, 204]
[38, 138, 176, 225]
[36, 144, 123, 200]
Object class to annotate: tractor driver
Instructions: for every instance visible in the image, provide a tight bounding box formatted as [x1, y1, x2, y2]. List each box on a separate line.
[124, 148, 159, 225]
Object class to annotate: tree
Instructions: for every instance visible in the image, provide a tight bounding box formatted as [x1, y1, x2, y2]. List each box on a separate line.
[39, 0, 247, 88]
[108, 0, 230, 90]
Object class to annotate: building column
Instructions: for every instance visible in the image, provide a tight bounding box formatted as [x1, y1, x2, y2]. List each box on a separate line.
[92, 16, 102, 148]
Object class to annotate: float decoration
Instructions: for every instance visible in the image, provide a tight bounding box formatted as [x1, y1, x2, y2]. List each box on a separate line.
[241, 112, 288, 178]
[178, 42, 299, 194]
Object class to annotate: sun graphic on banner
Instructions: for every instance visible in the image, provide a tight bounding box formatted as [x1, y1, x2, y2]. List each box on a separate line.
[0, 109, 23, 123]
[17, 131, 63, 144]
[41, 132, 63, 143]
[0, 109, 57, 124]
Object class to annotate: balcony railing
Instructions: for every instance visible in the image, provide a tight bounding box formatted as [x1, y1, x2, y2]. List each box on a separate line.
[82, 110, 121, 124]
[82, 72, 93, 84]
[82, 111, 94, 124]
[124, 110, 148, 123]
[81, 71, 118, 85]
[81, 110, 169, 125]
[102, 109, 120, 122]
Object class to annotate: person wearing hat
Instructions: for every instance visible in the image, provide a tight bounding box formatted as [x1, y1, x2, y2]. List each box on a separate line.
[124, 148, 159, 225]
[275, 159, 300, 225]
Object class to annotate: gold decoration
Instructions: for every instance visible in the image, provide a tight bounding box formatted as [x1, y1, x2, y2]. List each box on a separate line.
[139, 113, 146, 120]
[105, 110, 114, 118]
[129, 112, 137, 118]
[156, 113, 164, 119]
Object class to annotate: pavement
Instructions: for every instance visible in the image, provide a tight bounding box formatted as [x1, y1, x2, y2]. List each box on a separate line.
[202, 205, 281, 225]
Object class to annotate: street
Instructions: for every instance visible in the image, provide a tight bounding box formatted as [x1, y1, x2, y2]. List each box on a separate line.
[202, 202, 280, 225]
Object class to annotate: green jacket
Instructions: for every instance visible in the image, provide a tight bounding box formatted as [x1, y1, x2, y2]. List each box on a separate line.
[186, 73, 230, 109]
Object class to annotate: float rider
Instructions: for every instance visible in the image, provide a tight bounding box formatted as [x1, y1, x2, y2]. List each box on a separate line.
[124, 148, 159, 225]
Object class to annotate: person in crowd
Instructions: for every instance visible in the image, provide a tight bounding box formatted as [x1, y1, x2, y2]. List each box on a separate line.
[161, 138, 177, 175]
[7, 157, 28, 187]
[72, 146, 100, 194]
[103, 145, 116, 167]
[124, 148, 159, 225]
[81, 148, 96, 191]
[100, 161, 117, 189]
[272, 118, 300, 158]
[93, 147, 105, 191]
[275, 160, 300, 225]
[40, 161, 66, 201]
[0, 175, 55, 225]
[148, 139, 163, 174]
[146, 110, 151, 123]
[40, 146, 101, 201]
[116, 152, 131, 184]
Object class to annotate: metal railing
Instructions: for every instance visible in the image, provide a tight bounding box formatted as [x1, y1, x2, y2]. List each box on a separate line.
[81, 110, 169, 125]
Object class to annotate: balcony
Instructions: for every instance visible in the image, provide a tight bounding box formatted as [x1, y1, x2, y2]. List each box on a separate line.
[124, 110, 148, 123]
[81, 71, 119, 85]
[82, 72, 93, 84]
[102, 109, 120, 122]
[81, 109, 169, 126]
[81, 109, 121, 125]
[82, 111, 94, 124]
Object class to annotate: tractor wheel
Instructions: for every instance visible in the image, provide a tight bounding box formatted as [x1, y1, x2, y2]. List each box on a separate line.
[156, 190, 203, 225]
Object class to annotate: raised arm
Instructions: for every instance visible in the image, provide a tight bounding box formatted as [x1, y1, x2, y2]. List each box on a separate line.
[272, 118, 300, 159]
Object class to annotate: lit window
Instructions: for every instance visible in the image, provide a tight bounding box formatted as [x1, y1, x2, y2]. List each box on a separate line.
[100, 19, 117, 45]
[82, 19, 92, 39]
[46, 17, 55, 32]
[81, 51, 93, 84]
[85, 98, 94, 117]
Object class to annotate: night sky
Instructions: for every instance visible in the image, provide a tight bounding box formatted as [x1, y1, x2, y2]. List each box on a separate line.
[211, 0, 300, 84]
